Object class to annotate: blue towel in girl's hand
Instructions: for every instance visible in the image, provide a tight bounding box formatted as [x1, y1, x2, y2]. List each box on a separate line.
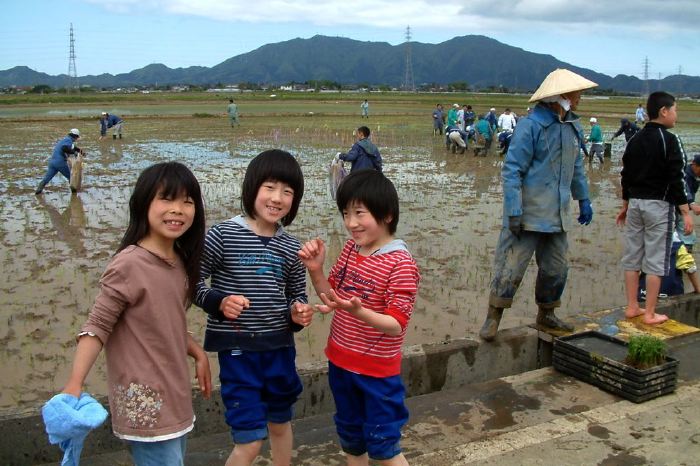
[41, 393, 108, 466]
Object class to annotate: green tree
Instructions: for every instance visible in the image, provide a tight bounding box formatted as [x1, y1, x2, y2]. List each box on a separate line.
[448, 81, 469, 92]
[30, 84, 53, 94]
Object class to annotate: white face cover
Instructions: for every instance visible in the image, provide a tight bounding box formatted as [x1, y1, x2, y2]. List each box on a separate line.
[557, 97, 572, 112]
[541, 95, 571, 112]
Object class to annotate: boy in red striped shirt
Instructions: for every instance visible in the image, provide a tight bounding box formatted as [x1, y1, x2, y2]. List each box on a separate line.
[299, 169, 420, 466]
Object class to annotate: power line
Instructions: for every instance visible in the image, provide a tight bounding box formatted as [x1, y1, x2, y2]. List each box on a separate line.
[67, 23, 79, 93]
[402, 26, 415, 92]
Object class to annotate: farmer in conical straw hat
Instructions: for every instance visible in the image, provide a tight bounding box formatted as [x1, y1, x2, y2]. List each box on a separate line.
[480, 69, 597, 341]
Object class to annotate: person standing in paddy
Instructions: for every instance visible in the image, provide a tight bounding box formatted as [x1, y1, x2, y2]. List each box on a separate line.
[587, 117, 604, 164]
[35, 128, 84, 194]
[227, 99, 240, 128]
[100, 112, 124, 140]
[299, 169, 420, 466]
[339, 126, 382, 172]
[480, 68, 596, 342]
[361, 99, 369, 118]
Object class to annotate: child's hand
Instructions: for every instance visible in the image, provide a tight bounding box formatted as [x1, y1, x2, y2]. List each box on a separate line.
[220, 294, 250, 320]
[194, 353, 212, 399]
[682, 211, 694, 235]
[316, 289, 362, 315]
[298, 238, 326, 271]
[291, 302, 314, 327]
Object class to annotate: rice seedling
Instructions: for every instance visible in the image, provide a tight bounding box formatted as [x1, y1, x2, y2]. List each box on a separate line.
[625, 335, 668, 369]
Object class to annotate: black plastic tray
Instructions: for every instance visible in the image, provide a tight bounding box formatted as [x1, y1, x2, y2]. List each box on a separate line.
[553, 331, 678, 403]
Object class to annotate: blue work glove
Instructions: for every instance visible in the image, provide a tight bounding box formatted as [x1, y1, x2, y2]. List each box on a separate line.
[508, 215, 522, 238]
[578, 199, 593, 225]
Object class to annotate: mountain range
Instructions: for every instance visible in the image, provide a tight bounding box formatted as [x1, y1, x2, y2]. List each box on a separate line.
[2, 35, 699, 94]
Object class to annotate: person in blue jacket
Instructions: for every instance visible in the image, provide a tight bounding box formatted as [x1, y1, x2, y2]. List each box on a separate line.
[100, 112, 124, 140]
[36, 128, 84, 194]
[485, 108, 498, 132]
[480, 69, 597, 341]
[339, 126, 382, 172]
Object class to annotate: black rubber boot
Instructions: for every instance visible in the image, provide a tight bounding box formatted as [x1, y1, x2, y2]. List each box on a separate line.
[536, 308, 574, 332]
[113, 134, 117, 139]
[35, 182, 45, 195]
[479, 306, 504, 342]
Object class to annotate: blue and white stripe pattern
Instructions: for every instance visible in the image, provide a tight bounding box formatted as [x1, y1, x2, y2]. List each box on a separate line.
[195, 215, 307, 352]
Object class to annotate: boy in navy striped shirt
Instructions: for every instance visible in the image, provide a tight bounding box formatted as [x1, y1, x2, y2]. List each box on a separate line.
[299, 169, 420, 466]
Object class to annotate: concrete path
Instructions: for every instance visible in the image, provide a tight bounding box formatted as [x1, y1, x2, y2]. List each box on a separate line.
[74, 367, 700, 466]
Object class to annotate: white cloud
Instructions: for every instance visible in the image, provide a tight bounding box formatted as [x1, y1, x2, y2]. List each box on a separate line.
[465, 0, 700, 30]
[84, 0, 700, 34]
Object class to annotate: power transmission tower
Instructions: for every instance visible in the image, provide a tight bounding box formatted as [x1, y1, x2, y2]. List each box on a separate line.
[67, 23, 79, 93]
[402, 26, 415, 92]
[642, 56, 649, 98]
[678, 65, 683, 76]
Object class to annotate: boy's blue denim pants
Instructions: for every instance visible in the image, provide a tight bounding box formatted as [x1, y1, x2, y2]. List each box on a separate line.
[488, 228, 569, 309]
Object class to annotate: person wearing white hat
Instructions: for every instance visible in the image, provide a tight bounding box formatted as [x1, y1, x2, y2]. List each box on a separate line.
[35, 129, 84, 194]
[480, 68, 597, 341]
[99, 112, 124, 140]
[485, 108, 498, 132]
[447, 103, 460, 127]
[587, 117, 604, 164]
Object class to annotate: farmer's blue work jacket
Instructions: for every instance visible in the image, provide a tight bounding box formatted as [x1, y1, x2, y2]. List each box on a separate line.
[100, 114, 123, 135]
[340, 138, 382, 172]
[501, 103, 589, 232]
[50, 135, 79, 163]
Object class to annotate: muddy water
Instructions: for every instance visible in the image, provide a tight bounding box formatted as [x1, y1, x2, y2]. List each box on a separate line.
[1, 117, 698, 411]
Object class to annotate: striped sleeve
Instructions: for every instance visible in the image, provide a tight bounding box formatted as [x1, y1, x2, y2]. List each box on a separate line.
[194, 225, 227, 317]
[668, 133, 689, 206]
[384, 254, 420, 330]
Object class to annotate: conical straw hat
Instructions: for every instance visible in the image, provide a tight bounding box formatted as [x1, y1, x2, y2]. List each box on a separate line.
[529, 69, 598, 103]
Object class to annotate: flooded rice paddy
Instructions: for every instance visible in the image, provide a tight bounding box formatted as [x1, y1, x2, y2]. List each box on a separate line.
[1, 115, 699, 412]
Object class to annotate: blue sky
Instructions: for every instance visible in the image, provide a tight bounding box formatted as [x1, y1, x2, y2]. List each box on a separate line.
[3, 0, 699, 79]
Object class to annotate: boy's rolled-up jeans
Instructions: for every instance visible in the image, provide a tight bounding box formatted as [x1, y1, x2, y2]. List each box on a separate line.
[489, 228, 569, 309]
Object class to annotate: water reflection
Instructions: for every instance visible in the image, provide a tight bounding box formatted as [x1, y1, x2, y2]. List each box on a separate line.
[35, 194, 87, 255]
[97, 141, 124, 165]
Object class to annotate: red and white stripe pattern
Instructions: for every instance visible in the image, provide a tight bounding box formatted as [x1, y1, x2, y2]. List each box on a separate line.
[326, 240, 420, 377]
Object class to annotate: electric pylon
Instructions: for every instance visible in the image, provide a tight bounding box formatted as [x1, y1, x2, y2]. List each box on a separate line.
[67, 23, 79, 93]
[402, 26, 415, 92]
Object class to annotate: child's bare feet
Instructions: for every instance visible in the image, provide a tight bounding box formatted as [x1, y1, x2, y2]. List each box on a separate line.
[625, 308, 645, 319]
[642, 313, 669, 325]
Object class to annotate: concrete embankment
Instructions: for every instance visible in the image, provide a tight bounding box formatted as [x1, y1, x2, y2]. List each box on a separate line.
[3, 327, 544, 466]
[4, 293, 700, 466]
